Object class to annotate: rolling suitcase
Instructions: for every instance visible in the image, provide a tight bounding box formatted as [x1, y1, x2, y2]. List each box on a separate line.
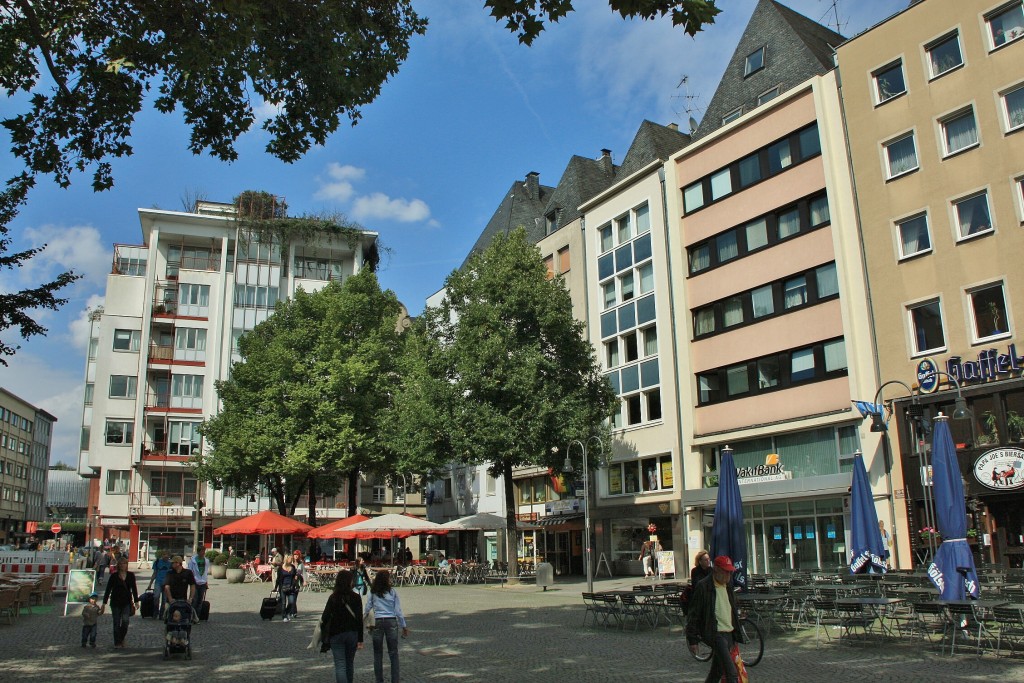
[260, 592, 279, 620]
[198, 600, 210, 622]
[139, 591, 156, 618]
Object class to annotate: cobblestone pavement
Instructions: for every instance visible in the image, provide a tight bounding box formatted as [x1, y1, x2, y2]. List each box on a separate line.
[2, 570, 1024, 682]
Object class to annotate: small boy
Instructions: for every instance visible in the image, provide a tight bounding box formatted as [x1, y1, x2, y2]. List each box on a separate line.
[81, 592, 100, 647]
[166, 608, 188, 647]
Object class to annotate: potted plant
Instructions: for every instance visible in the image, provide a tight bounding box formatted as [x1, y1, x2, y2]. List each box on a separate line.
[1007, 411, 1024, 442]
[209, 551, 228, 579]
[919, 527, 942, 544]
[225, 555, 246, 583]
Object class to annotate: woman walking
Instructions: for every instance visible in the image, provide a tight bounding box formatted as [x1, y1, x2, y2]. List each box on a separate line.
[353, 557, 371, 596]
[364, 569, 408, 683]
[100, 557, 140, 647]
[274, 554, 304, 622]
[321, 570, 364, 683]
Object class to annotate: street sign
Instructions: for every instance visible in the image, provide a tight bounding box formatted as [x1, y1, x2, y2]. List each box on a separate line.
[50, 523, 61, 535]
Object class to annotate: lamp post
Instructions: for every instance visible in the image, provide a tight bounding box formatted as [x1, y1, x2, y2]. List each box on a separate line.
[870, 372, 970, 563]
[192, 499, 205, 554]
[870, 379, 915, 570]
[560, 436, 605, 594]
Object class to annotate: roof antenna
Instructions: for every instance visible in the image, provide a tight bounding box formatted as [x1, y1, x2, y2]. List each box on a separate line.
[672, 75, 705, 134]
[821, 0, 846, 35]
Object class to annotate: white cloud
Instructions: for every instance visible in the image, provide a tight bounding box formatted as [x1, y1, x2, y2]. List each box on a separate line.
[314, 163, 366, 201]
[19, 224, 110, 290]
[352, 193, 432, 223]
[68, 294, 105, 350]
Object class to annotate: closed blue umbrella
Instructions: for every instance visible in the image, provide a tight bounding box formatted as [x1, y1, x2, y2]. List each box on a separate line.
[849, 452, 886, 574]
[710, 447, 748, 591]
[927, 415, 979, 600]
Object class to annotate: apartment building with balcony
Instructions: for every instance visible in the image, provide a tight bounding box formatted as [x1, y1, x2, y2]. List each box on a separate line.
[77, 199, 379, 560]
[835, 0, 1024, 567]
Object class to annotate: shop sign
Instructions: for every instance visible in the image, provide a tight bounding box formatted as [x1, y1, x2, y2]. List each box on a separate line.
[943, 344, 1024, 388]
[973, 447, 1024, 490]
[545, 498, 581, 515]
[916, 357, 940, 393]
[737, 463, 791, 485]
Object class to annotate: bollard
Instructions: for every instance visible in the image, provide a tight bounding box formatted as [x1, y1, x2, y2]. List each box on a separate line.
[536, 562, 554, 591]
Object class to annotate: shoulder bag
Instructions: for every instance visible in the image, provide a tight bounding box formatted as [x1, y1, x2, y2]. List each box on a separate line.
[364, 594, 376, 629]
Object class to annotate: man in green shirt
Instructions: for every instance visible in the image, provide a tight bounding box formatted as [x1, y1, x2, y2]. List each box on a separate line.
[685, 555, 743, 683]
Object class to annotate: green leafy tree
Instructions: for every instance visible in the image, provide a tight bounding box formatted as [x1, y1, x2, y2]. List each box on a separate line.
[393, 228, 616, 580]
[195, 270, 405, 519]
[0, 1, 718, 360]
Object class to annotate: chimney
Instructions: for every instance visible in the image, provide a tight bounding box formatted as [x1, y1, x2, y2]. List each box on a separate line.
[667, 123, 679, 131]
[525, 171, 540, 200]
[599, 149, 614, 174]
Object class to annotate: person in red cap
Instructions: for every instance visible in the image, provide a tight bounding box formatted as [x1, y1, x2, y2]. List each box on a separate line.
[686, 555, 743, 683]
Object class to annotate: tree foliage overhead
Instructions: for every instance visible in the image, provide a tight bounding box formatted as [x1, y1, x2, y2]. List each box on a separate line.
[195, 270, 406, 517]
[484, 0, 720, 44]
[0, 0, 718, 362]
[390, 228, 616, 577]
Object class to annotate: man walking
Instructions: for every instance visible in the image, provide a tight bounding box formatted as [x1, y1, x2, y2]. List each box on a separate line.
[187, 546, 210, 623]
[162, 555, 196, 613]
[686, 555, 743, 683]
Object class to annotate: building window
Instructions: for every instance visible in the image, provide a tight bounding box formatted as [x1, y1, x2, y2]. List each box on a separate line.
[896, 213, 931, 259]
[84, 383, 94, 406]
[884, 133, 918, 178]
[737, 154, 761, 189]
[616, 213, 631, 244]
[694, 308, 715, 336]
[757, 357, 780, 389]
[757, 86, 781, 106]
[233, 284, 277, 309]
[969, 283, 1010, 341]
[689, 243, 710, 273]
[874, 61, 906, 103]
[744, 46, 766, 76]
[1003, 85, 1024, 132]
[80, 427, 90, 450]
[105, 420, 134, 445]
[953, 191, 993, 239]
[557, 246, 570, 274]
[927, 32, 963, 78]
[783, 276, 807, 309]
[683, 182, 705, 213]
[636, 203, 650, 234]
[790, 348, 816, 382]
[171, 374, 204, 409]
[722, 108, 742, 126]
[710, 168, 732, 201]
[809, 196, 830, 227]
[108, 375, 138, 399]
[777, 208, 800, 239]
[987, 2, 1024, 49]
[372, 485, 386, 503]
[815, 263, 839, 298]
[619, 273, 634, 302]
[600, 224, 614, 252]
[168, 420, 203, 455]
[940, 108, 978, 156]
[716, 230, 738, 263]
[638, 262, 654, 295]
[106, 469, 130, 494]
[602, 282, 616, 309]
[823, 339, 848, 373]
[908, 299, 946, 354]
[543, 255, 554, 280]
[112, 329, 141, 352]
[767, 138, 792, 174]
[751, 285, 774, 319]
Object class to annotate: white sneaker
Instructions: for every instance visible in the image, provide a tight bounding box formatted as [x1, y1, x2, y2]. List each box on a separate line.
[283, 616, 290, 622]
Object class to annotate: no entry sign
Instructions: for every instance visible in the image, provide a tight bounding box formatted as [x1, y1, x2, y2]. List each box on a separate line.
[50, 523, 61, 535]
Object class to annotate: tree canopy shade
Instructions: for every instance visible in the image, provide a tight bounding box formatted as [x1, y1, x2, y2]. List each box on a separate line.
[194, 270, 406, 519]
[0, 0, 718, 362]
[390, 228, 616, 579]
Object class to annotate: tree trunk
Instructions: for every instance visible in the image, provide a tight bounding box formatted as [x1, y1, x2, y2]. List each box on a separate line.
[287, 475, 310, 516]
[307, 477, 317, 527]
[502, 461, 520, 583]
[269, 475, 287, 515]
[346, 466, 360, 558]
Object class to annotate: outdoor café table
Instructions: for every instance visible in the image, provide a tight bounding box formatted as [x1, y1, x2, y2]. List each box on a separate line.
[835, 597, 904, 638]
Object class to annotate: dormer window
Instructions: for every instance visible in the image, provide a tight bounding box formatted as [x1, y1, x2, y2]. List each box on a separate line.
[546, 212, 558, 234]
[757, 86, 781, 106]
[744, 46, 766, 76]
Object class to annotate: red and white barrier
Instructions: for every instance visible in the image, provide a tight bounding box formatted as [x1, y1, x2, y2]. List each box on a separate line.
[0, 552, 72, 591]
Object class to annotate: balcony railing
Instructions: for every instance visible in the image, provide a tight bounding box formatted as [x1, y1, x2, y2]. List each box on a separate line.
[149, 343, 173, 362]
[144, 391, 170, 408]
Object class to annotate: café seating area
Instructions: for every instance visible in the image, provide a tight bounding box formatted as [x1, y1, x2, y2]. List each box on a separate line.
[0, 574, 51, 624]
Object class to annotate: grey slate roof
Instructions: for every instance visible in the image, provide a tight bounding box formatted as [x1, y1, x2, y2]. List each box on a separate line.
[618, 120, 692, 178]
[693, 0, 844, 140]
[542, 153, 618, 232]
[460, 173, 554, 268]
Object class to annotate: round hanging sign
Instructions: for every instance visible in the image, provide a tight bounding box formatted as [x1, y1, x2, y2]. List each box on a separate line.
[974, 447, 1024, 490]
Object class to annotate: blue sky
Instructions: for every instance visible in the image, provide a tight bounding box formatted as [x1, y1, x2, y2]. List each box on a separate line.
[0, 0, 905, 464]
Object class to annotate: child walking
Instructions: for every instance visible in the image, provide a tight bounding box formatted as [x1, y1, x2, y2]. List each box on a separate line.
[81, 592, 100, 648]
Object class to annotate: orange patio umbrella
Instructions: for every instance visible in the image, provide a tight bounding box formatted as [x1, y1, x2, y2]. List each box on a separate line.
[213, 509, 313, 536]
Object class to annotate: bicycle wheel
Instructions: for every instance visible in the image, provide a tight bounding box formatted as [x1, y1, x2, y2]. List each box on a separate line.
[736, 617, 764, 666]
[689, 640, 712, 662]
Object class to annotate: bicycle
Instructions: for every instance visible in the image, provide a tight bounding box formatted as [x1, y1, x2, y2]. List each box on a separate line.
[689, 617, 764, 667]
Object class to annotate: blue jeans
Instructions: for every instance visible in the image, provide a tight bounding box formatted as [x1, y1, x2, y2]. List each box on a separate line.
[705, 632, 738, 683]
[111, 604, 132, 645]
[284, 591, 298, 618]
[372, 617, 401, 683]
[192, 583, 208, 618]
[329, 630, 359, 683]
[81, 624, 97, 646]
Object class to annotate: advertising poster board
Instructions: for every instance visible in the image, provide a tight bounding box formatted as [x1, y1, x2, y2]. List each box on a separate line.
[656, 551, 675, 578]
[64, 568, 96, 616]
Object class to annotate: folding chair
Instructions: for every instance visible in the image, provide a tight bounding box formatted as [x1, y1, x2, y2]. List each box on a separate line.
[995, 605, 1024, 657]
[618, 594, 653, 631]
[812, 597, 844, 646]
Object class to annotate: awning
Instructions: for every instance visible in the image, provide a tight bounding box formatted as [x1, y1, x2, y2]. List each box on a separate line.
[535, 513, 584, 528]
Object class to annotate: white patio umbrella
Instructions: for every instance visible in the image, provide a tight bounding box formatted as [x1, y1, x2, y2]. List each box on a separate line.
[440, 512, 508, 530]
[341, 513, 447, 560]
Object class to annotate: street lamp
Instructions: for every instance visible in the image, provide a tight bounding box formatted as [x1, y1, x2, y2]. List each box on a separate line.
[192, 499, 205, 554]
[560, 436, 605, 594]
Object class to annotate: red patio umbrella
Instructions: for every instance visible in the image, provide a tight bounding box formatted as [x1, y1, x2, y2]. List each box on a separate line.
[213, 509, 313, 536]
[306, 514, 372, 539]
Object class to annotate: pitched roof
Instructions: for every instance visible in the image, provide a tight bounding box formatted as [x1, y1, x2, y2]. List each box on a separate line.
[460, 173, 554, 268]
[542, 154, 618, 232]
[693, 0, 844, 140]
[618, 120, 692, 178]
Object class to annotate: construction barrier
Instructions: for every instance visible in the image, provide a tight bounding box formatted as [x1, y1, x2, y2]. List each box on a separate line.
[0, 551, 72, 591]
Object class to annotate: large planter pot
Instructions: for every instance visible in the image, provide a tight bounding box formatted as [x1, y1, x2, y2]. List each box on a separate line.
[225, 567, 245, 584]
[210, 564, 227, 580]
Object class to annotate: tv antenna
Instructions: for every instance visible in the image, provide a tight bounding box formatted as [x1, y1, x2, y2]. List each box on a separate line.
[672, 75, 706, 134]
[820, 0, 847, 35]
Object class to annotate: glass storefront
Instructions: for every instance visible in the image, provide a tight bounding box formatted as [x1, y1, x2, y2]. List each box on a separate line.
[742, 497, 847, 573]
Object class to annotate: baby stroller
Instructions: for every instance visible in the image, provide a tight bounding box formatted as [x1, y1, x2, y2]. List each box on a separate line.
[163, 600, 193, 660]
